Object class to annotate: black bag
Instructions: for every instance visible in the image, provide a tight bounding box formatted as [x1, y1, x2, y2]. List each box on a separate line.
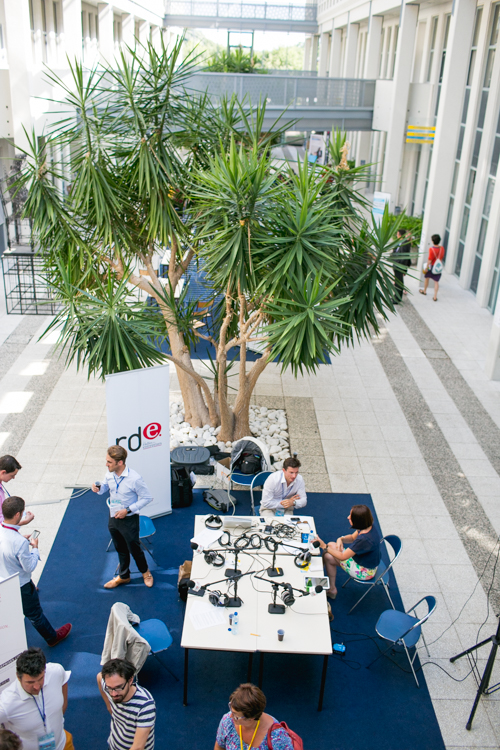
[171, 466, 193, 508]
[239, 452, 262, 475]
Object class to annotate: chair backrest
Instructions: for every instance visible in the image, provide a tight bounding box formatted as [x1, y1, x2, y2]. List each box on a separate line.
[399, 596, 437, 641]
[381, 535, 402, 571]
[252, 471, 273, 487]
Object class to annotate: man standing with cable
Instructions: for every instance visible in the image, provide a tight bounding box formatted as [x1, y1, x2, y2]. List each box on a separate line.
[260, 457, 307, 518]
[92, 446, 154, 589]
[0, 455, 34, 527]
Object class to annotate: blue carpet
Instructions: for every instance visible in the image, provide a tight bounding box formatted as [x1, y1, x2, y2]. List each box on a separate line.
[30, 490, 445, 750]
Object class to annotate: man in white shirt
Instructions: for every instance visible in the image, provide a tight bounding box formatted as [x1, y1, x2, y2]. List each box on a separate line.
[92, 445, 154, 589]
[0, 496, 72, 646]
[0, 647, 73, 750]
[0, 455, 33, 527]
[260, 457, 307, 518]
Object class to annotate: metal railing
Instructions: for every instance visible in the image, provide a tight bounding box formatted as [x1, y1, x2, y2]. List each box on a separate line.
[2, 250, 60, 315]
[185, 73, 376, 110]
[165, 0, 318, 30]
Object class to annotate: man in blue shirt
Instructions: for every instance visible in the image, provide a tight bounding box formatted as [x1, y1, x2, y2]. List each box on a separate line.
[92, 446, 154, 589]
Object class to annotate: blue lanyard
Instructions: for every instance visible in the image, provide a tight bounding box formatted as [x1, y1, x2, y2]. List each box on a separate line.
[114, 475, 126, 493]
[282, 480, 294, 501]
[32, 689, 47, 731]
[1, 483, 10, 498]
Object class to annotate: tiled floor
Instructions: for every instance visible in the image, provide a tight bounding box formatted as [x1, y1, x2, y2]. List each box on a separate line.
[3, 270, 500, 747]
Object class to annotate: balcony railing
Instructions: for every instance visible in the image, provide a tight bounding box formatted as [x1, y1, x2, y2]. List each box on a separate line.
[165, 1, 318, 31]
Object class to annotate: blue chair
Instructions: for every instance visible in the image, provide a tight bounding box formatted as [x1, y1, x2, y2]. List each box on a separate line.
[343, 535, 402, 614]
[230, 471, 273, 515]
[135, 619, 179, 682]
[367, 596, 437, 687]
[139, 516, 157, 564]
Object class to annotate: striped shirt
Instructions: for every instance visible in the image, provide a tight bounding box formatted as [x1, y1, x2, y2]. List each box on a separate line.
[104, 682, 156, 750]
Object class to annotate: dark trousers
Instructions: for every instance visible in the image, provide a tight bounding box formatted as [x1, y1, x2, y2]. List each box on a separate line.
[108, 514, 148, 579]
[394, 268, 406, 301]
[20, 580, 57, 643]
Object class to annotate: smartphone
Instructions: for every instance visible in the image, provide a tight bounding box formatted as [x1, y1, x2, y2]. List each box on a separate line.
[265, 525, 273, 534]
[291, 517, 300, 522]
[304, 576, 330, 590]
[259, 518, 265, 523]
[30, 530, 40, 540]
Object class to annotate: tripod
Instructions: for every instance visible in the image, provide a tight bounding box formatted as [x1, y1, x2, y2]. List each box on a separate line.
[450, 614, 500, 730]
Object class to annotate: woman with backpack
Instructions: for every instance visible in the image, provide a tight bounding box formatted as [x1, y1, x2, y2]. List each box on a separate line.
[419, 234, 445, 301]
[214, 684, 298, 750]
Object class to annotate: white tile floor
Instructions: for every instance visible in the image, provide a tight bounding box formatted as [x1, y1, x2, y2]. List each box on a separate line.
[3, 270, 500, 747]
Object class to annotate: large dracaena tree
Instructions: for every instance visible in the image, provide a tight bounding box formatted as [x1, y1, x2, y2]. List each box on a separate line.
[17, 38, 405, 442]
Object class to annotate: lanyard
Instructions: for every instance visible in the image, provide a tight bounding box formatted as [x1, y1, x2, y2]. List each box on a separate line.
[32, 689, 47, 732]
[1, 523, 19, 533]
[114, 474, 126, 493]
[282, 479, 294, 501]
[1, 483, 10, 498]
[239, 720, 260, 750]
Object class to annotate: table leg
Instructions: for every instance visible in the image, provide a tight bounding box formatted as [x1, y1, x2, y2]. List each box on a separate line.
[258, 652, 264, 688]
[317, 655, 329, 712]
[183, 648, 189, 706]
[247, 652, 253, 682]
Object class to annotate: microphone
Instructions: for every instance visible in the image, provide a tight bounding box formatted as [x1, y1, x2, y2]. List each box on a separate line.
[312, 540, 320, 548]
[191, 541, 204, 553]
[186, 579, 205, 596]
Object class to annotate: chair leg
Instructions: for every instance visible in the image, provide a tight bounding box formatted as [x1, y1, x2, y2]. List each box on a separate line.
[404, 644, 420, 688]
[341, 577, 352, 589]
[382, 580, 396, 610]
[348, 583, 375, 615]
[366, 641, 395, 670]
[421, 631, 431, 658]
[140, 540, 157, 565]
[106, 538, 113, 552]
[250, 485, 255, 516]
[151, 651, 180, 682]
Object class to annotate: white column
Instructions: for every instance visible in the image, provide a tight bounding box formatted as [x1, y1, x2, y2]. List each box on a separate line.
[122, 13, 135, 50]
[62, 0, 83, 62]
[328, 27, 342, 77]
[419, 0, 478, 265]
[381, 3, 419, 209]
[364, 15, 383, 78]
[151, 25, 162, 52]
[318, 32, 330, 76]
[138, 21, 150, 47]
[3, 0, 32, 152]
[98, 3, 114, 63]
[304, 36, 312, 70]
[310, 34, 319, 72]
[344, 22, 359, 78]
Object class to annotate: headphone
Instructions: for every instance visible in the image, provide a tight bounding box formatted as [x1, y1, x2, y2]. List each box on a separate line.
[294, 550, 312, 569]
[219, 531, 231, 547]
[208, 590, 230, 607]
[204, 550, 225, 568]
[205, 514, 223, 530]
[264, 536, 279, 552]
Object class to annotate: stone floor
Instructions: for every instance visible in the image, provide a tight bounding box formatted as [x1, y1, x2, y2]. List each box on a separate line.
[2, 270, 500, 748]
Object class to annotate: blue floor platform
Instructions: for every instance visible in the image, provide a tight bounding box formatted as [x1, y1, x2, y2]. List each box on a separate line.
[29, 489, 445, 750]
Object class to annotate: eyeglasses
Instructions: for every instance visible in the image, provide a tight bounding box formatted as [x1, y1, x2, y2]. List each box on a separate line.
[228, 703, 246, 722]
[104, 681, 129, 695]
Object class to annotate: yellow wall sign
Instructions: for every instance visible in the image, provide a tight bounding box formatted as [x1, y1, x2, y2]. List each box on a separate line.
[406, 125, 436, 144]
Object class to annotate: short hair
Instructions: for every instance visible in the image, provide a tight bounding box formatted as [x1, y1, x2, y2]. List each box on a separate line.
[396, 229, 404, 236]
[229, 684, 266, 720]
[0, 456, 21, 474]
[16, 647, 46, 678]
[107, 445, 127, 463]
[431, 234, 441, 245]
[0, 729, 22, 750]
[101, 658, 135, 682]
[2, 496, 25, 520]
[350, 504, 374, 530]
[283, 457, 301, 470]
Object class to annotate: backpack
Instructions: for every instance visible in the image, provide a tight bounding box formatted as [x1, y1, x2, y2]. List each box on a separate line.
[266, 722, 303, 750]
[238, 452, 262, 475]
[170, 466, 193, 508]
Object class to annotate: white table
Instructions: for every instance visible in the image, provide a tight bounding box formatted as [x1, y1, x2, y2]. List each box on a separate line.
[181, 516, 332, 710]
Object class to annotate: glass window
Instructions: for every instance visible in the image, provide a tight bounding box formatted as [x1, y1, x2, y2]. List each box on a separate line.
[472, 131, 482, 168]
[391, 26, 399, 77]
[427, 17, 438, 81]
[378, 28, 385, 76]
[484, 177, 495, 217]
[490, 3, 500, 45]
[457, 125, 466, 161]
[483, 48, 496, 88]
[478, 90, 489, 129]
[451, 162, 460, 194]
[466, 168, 476, 204]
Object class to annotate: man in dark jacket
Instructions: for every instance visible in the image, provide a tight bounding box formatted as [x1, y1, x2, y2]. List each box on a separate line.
[392, 229, 412, 303]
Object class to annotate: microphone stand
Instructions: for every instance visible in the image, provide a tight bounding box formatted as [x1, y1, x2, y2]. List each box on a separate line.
[267, 542, 283, 578]
[268, 583, 286, 614]
[225, 547, 242, 578]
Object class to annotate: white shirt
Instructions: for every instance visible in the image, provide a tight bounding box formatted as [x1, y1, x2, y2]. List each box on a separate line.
[0, 523, 39, 586]
[97, 465, 153, 516]
[0, 663, 71, 750]
[261, 471, 307, 510]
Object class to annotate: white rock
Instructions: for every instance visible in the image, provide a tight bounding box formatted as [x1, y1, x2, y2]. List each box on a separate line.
[260, 407, 268, 415]
[181, 422, 190, 428]
[215, 426, 221, 434]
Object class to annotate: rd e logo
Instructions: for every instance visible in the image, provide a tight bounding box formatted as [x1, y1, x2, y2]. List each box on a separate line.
[116, 422, 162, 452]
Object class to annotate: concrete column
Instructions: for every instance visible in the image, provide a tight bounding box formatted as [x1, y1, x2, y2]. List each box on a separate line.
[419, 0, 478, 265]
[364, 15, 383, 79]
[151, 25, 162, 52]
[121, 13, 135, 50]
[98, 3, 114, 63]
[381, 3, 419, 209]
[310, 34, 319, 72]
[304, 36, 312, 70]
[318, 32, 330, 76]
[328, 27, 342, 77]
[62, 0, 83, 62]
[344, 22, 359, 78]
[3, 0, 32, 152]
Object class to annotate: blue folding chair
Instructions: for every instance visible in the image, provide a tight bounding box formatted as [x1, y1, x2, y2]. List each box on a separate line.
[343, 535, 402, 614]
[230, 471, 273, 515]
[135, 619, 179, 682]
[139, 516, 157, 564]
[367, 596, 437, 687]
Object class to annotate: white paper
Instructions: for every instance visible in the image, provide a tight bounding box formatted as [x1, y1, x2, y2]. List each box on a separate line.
[191, 527, 222, 549]
[189, 599, 227, 630]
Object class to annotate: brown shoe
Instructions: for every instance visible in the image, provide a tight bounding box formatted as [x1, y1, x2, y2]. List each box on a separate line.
[143, 571, 154, 588]
[104, 576, 131, 589]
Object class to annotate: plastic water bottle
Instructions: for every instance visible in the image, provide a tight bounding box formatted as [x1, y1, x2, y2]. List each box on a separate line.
[232, 612, 239, 635]
[308, 529, 315, 550]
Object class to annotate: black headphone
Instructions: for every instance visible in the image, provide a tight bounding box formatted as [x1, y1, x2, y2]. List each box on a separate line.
[204, 550, 225, 568]
[208, 590, 230, 607]
[219, 531, 231, 547]
[205, 514, 223, 530]
[294, 550, 312, 569]
[264, 536, 279, 552]
[234, 534, 251, 550]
